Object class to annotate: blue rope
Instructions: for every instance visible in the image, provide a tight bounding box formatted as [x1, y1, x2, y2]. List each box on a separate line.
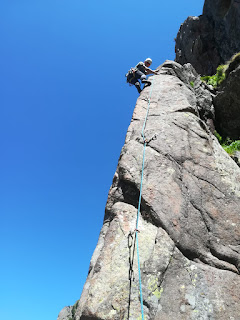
[136, 77, 155, 320]
[141, 78, 154, 140]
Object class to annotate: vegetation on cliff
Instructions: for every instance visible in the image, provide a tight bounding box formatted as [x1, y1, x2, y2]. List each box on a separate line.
[215, 131, 240, 156]
[68, 301, 79, 320]
[201, 52, 240, 88]
[201, 64, 226, 88]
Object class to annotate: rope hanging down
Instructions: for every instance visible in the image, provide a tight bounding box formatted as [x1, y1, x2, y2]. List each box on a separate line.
[135, 78, 155, 320]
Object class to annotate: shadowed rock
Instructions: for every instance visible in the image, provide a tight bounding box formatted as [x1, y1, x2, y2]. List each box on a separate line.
[214, 62, 240, 139]
[175, 0, 240, 75]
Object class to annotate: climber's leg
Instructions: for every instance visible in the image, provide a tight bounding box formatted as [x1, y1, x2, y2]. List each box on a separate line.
[140, 74, 151, 86]
[134, 81, 142, 93]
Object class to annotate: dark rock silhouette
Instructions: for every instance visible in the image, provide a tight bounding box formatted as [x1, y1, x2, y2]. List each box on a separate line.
[214, 58, 240, 139]
[175, 0, 240, 75]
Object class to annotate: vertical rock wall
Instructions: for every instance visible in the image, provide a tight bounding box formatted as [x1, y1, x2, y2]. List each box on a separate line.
[175, 0, 240, 75]
[61, 61, 240, 320]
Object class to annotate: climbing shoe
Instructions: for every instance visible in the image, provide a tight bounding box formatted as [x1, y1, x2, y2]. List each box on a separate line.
[141, 79, 151, 85]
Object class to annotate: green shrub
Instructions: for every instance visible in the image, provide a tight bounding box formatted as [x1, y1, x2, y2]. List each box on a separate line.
[190, 81, 194, 88]
[214, 130, 223, 143]
[223, 140, 240, 155]
[214, 131, 240, 155]
[201, 65, 226, 88]
[202, 52, 240, 88]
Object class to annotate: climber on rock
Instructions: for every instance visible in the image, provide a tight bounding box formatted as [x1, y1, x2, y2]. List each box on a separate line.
[126, 58, 159, 93]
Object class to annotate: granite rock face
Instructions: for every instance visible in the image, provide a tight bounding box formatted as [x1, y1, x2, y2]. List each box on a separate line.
[58, 61, 240, 320]
[175, 0, 240, 75]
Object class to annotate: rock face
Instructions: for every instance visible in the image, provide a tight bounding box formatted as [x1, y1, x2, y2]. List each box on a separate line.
[214, 61, 240, 139]
[57, 307, 73, 320]
[58, 61, 240, 320]
[175, 0, 240, 75]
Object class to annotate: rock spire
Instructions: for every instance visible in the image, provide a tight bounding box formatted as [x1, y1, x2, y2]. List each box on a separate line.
[58, 61, 240, 320]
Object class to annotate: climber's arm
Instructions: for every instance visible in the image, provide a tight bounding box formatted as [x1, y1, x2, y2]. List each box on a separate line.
[145, 67, 159, 75]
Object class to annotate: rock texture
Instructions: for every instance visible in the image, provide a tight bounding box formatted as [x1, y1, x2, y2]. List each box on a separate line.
[214, 61, 240, 139]
[58, 61, 240, 320]
[57, 307, 73, 320]
[175, 0, 240, 75]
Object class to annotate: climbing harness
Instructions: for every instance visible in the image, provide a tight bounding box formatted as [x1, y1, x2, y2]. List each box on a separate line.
[129, 77, 155, 320]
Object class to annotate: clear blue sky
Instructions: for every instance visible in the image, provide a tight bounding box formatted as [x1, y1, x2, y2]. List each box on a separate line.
[0, 1, 204, 319]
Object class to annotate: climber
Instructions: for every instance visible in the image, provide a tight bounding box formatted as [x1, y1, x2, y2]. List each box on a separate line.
[126, 58, 158, 93]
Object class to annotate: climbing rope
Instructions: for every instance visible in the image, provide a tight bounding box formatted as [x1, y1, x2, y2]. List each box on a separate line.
[135, 77, 155, 320]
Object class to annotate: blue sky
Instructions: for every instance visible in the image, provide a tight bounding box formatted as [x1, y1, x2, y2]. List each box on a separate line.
[0, 1, 204, 319]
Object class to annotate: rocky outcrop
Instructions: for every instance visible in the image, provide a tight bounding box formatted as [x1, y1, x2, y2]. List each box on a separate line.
[175, 0, 240, 75]
[214, 60, 240, 139]
[58, 61, 240, 320]
[57, 301, 79, 320]
[57, 306, 73, 320]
